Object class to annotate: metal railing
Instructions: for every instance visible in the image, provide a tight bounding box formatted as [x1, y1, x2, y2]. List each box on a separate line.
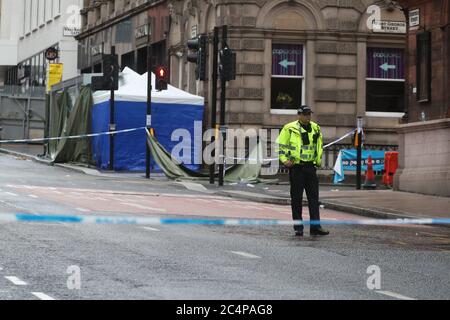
[0, 85, 47, 98]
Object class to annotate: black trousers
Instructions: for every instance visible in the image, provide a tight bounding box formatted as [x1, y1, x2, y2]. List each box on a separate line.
[289, 164, 321, 231]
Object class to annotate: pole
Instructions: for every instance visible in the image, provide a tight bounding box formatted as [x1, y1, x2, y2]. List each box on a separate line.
[209, 27, 219, 184]
[146, 20, 153, 179]
[218, 25, 227, 187]
[109, 46, 116, 171]
[356, 116, 363, 190]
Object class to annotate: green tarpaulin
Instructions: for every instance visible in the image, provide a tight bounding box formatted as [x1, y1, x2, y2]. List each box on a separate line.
[48, 86, 93, 164]
[146, 129, 275, 184]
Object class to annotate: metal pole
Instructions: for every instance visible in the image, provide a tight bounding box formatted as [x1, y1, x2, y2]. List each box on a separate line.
[109, 46, 115, 171]
[356, 116, 363, 190]
[218, 25, 227, 187]
[146, 20, 153, 179]
[209, 27, 219, 184]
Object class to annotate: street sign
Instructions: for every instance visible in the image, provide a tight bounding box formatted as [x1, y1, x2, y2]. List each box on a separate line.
[272, 44, 303, 76]
[367, 48, 404, 80]
[45, 47, 59, 61]
[372, 21, 406, 34]
[63, 26, 81, 37]
[409, 9, 420, 27]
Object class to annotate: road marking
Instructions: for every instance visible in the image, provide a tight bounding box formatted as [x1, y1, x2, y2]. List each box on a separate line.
[142, 227, 160, 232]
[178, 182, 208, 193]
[4, 192, 18, 197]
[230, 251, 261, 259]
[31, 292, 56, 300]
[75, 208, 91, 212]
[5, 276, 27, 286]
[119, 202, 167, 212]
[28, 194, 38, 199]
[93, 197, 107, 201]
[376, 290, 416, 300]
[53, 191, 63, 195]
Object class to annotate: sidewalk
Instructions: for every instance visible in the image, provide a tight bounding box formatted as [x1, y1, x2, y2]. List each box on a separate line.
[1, 143, 449, 224]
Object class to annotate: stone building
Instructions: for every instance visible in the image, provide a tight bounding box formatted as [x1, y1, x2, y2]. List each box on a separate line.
[77, 0, 169, 75]
[394, 0, 450, 196]
[167, 0, 409, 164]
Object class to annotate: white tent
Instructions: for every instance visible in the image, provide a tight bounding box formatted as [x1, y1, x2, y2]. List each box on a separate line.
[92, 67, 204, 105]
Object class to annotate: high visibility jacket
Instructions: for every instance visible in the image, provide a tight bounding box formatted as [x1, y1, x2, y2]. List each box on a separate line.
[276, 120, 323, 166]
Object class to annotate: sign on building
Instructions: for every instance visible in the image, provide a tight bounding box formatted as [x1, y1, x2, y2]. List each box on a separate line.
[63, 26, 81, 37]
[272, 44, 303, 76]
[91, 44, 102, 56]
[372, 21, 406, 34]
[367, 47, 404, 80]
[191, 25, 198, 39]
[409, 9, 420, 27]
[46, 63, 63, 92]
[135, 25, 149, 39]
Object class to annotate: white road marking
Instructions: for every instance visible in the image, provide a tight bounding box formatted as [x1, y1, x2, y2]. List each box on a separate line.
[31, 292, 56, 300]
[178, 182, 208, 192]
[120, 202, 167, 212]
[142, 227, 160, 232]
[28, 194, 38, 199]
[75, 208, 91, 212]
[376, 290, 416, 300]
[5, 276, 27, 286]
[53, 191, 63, 195]
[0, 267, 3, 271]
[230, 251, 261, 259]
[4, 192, 18, 197]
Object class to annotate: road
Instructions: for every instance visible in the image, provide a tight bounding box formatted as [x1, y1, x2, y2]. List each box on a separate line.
[0, 153, 449, 300]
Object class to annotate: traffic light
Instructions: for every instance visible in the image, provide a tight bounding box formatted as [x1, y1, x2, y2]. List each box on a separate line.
[103, 54, 119, 90]
[187, 34, 207, 81]
[219, 47, 236, 81]
[155, 65, 168, 91]
[91, 53, 119, 91]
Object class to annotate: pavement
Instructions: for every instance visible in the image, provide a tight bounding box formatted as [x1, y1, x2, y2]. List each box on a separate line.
[1, 143, 449, 224]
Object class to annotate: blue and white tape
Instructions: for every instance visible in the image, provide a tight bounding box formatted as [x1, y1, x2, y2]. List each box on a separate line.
[2, 213, 449, 227]
[323, 129, 357, 149]
[0, 127, 147, 144]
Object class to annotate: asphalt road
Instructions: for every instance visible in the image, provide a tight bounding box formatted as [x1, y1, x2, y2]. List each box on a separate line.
[0, 153, 449, 300]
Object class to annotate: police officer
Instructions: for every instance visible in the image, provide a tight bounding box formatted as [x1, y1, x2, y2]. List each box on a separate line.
[277, 105, 329, 237]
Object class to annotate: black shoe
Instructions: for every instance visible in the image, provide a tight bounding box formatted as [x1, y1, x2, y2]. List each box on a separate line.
[295, 231, 304, 237]
[310, 227, 329, 236]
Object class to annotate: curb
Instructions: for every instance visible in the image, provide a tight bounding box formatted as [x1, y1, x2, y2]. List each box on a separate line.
[0, 148, 53, 166]
[216, 190, 292, 205]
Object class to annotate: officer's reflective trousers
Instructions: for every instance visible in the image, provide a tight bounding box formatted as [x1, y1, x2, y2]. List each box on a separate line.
[289, 164, 321, 232]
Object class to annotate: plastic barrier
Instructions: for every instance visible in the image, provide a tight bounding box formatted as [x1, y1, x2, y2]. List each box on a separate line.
[383, 151, 399, 186]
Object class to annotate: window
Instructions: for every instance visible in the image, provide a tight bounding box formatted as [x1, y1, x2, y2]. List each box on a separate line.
[25, 0, 31, 34]
[53, 0, 60, 18]
[38, 0, 45, 26]
[416, 31, 431, 102]
[31, 0, 38, 30]
[271, 44, 304, 111]
[366, 47, 405, 113]
[45, 0, 53, 22]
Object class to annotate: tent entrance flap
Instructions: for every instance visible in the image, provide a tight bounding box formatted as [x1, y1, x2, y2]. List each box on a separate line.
[145, 129, 276, 184]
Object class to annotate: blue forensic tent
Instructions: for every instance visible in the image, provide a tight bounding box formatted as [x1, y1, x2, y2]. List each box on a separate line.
[92, 68, 204, 171]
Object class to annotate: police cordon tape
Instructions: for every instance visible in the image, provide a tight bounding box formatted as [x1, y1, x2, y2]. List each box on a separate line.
[1, 212, 449, 226]
[323, 129, 357, 149]
[0, 127, 147, 144]
[222, 129, 358, 163]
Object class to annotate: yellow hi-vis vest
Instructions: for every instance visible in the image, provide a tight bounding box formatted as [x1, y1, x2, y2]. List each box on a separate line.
[276, 120, 323, 166]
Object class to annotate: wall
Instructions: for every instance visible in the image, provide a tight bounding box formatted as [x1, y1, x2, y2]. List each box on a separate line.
[167, 0, 407, 147]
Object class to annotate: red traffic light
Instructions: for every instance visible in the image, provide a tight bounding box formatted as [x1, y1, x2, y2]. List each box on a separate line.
[156, 66, 168, 79]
